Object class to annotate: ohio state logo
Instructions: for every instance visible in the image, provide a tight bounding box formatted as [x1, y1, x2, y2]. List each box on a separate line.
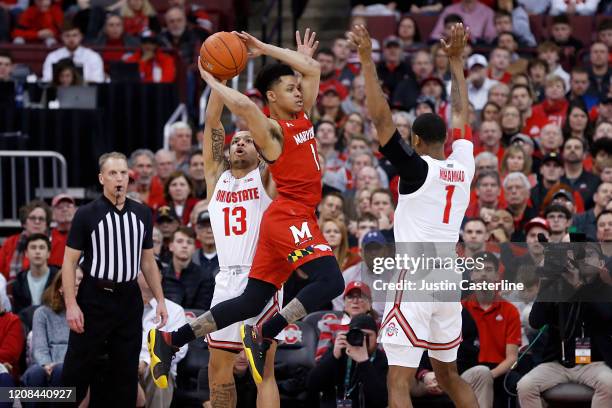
[385, 322, 399, 337]
[282, 324, 303, 345]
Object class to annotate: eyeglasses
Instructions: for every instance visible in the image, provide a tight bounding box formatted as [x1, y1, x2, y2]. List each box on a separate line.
[27, 216, 46, 223]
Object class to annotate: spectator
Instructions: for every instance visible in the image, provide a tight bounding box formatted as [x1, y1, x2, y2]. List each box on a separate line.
[499, 105, 526, 146]
[129, 148, 165, 209]
[355, 165, 382, 192]
[354, 212, 378, 244]
[94, 14, 140, 63]
[318, 87, 345, 125]
[168, 122, 193, 172]
[154, 149, 177, 185]
[12, 234, 58, 313]
[476, 121, 504, 165]
[191, 211, 220, 279]
[161, 226, 215, 310]
[124, 32, 177, 83]
[495, 0, 536, 47]
[550, 0, 600, 15]
[318, 191, 345, 221]
[341, 76, 367, 116]
[561, 137, 601, 209]
[487, 82, 510, 108]
[487, 208, 516, 243]
[0, 200, 63, 282]
[517, 243, 612, 408]
[307, 313, 388, 408]
[466, 171, 502, 218]
[163, 171, 198, 225]
[588, 42, 612, 98]
[466, 54, 497, 111]
[332, 37, 359, 88]
[120, 0, 160, 36]
[461, 252, 521, 408]
[316, 48, 349, 100]
[573, 182, 612, 240]
[431, 43, 450, 82]
[532, 75, 570, 127]
[161, 7, 205, 64]
[137, 272, 187, 407]
[166, 0, 213, 37]
[156, 206, 180, 263]
[504, 172, 538, 238]
[50, 193, 74, 258]
[11, 0, 63, 45]
[187, 151, 206, 200]
[369, 188, 395, 234]
[597, 18, 612, 58]
[496, 32, 528, 75]
[481, 101, 501, 123]
[544, 203, 572, 242]
[527, 59, 549, 103]
[460, 218, 490, 257]
[591, 138, 612, 177]
[537, 42, 570, 91]
[392, 111, 411, 141]
[568, 67, 598, 111]
[593, 121, 612, 142]
[531, 153, 565, 211]
[487, 47, 512, 84]
[430, 0, 496, 44]
[597, 210, 612, 246]
[51, 59, 83, 87]
[538, 124, 564, 156]
[550, 14, 583, 71]
[0, 300, 24, 389]
[42, 23, 104, 83]
[563, 103, 594, 143]
[391, 49, 432, 111]
[0, 51, 13, 82]
[21, 269, 82, 388]
[396, 15, 423, 53]
[321, 218, 361, 272]
[376, 36, 411, 97]
[501, 145, 533, 186]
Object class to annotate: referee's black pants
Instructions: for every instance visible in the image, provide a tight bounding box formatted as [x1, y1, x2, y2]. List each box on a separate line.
[62, 276, 143, 407]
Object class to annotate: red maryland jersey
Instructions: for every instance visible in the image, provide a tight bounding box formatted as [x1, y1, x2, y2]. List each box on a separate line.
[269, 112, 322, 208]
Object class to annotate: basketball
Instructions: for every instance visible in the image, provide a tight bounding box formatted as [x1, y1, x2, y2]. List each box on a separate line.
[199, 32, 248, 80]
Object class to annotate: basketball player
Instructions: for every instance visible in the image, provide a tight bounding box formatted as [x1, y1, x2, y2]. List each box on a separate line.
[148, 29, 345, 388]
[199, 85, 281, 406]
[348, 24, 478, 408]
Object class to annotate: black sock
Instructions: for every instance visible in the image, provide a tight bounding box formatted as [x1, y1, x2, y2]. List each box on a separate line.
[171, 324, 196, 347]
[261, 313, 289, 339]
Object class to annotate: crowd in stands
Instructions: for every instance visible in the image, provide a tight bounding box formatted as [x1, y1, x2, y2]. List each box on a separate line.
[2, 0, 612, 407]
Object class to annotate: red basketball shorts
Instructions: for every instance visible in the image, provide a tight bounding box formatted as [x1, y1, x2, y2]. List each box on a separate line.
[249, 198, 333, 289]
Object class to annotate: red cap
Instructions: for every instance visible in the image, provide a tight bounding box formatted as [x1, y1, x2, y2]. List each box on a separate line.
[343, 281, 372, 299]
[128, 169, 139, 182]
[524, 217, 550, 233]
[51, 193, 75, 207]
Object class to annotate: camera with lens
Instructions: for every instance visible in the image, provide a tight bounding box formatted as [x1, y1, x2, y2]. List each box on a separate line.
[346, 328, 365, 347]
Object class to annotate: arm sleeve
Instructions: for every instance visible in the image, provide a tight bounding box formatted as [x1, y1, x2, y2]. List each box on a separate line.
[66, 207, 87, 250]
[31, 308, 52, 366]
[379, 130, 429, 194]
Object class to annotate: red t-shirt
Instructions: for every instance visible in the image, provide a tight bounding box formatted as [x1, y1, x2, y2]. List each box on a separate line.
[462, 296, 522, 364]
[124, 50, 176, 83]
[11, 5, 63, 42]
[531, 99, 569, 128]
[522, 110, 551, 139]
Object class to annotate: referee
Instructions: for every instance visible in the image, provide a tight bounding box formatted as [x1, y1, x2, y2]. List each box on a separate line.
[61, 152, 168, 406]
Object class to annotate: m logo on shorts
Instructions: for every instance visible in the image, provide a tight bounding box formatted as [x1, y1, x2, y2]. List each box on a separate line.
[289, 222, 312, 244]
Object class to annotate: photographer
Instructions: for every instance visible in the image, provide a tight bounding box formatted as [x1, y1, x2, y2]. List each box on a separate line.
[307, 313, 388, 408]
[517, 242, 612, 407]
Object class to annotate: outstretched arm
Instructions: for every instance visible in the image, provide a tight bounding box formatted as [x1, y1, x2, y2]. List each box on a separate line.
[198, 61, 283, 162]
[347, 25, 395, 146]
[203, 85, 228, 200]
[236, 30, 321, 112]
[442, 24, 470, 138]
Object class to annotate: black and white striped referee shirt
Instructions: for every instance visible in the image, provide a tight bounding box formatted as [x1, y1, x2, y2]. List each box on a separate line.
[67, 196, 153, 282]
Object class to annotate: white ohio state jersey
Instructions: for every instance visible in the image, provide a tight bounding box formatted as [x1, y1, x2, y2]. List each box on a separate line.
[394, 139, 474, 243]
[208, 167, 272, 268]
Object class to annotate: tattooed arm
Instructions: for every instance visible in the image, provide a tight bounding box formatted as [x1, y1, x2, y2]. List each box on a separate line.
[204, 86, 228, 201]
[442, 23, 470, 137]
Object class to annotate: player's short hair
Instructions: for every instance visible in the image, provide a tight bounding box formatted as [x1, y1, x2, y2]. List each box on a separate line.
[25, 233, 51, 251]
[171, 226, 196, 241]
[255, 63, 295, 103]
[412, 113, 447, 145]
[99, 152, 127, 172]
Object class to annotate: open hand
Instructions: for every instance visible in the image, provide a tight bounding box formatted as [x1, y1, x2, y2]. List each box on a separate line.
[296, 28, 319, 58]
[346, 25, 372, 56]
[155, 299, 169, 328]
[440, 23, 469, 59]
[234, 31, 267, 59]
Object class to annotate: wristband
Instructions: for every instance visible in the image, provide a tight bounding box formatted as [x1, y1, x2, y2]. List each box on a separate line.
[452, 125, 473, 142]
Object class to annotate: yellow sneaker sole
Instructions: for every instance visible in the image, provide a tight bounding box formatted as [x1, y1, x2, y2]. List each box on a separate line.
[147, 329, 168, 389]
[240, 325, 263, 385]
